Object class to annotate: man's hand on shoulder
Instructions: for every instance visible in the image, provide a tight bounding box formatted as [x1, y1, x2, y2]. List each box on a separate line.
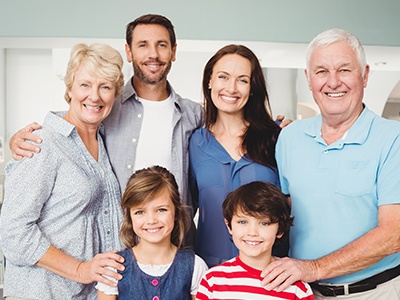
[10, 122, 43, 160]
[275, 115, 293, 129]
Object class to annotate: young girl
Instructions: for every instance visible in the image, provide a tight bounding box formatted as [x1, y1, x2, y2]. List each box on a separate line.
[97, 166, 208, 300]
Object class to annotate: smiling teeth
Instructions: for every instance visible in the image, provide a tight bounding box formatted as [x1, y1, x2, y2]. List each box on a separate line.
[245, 241, 261, 245]
[146, 228, 160, 233]
[221, 96, 237, 101]
[84, 104, 102, 111]
[327, 92, 346, 98]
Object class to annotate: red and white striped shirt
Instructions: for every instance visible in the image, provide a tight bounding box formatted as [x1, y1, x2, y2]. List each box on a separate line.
[196, 256, 314, 300]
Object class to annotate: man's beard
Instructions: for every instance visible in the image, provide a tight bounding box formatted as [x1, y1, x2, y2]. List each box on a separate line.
[133, 60, 172, 85]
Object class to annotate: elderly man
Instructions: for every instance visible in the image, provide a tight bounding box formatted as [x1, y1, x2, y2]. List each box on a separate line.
[262, 28, 400, 299]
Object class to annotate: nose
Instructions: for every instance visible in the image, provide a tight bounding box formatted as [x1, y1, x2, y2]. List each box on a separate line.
[147, 44, 159, 59]
[326, 71, 341, 89]
[146, 212, 157, 224]
[247, 223, 259, 237]
[89, 88, 100, 101]
[225, 79, 238, 94]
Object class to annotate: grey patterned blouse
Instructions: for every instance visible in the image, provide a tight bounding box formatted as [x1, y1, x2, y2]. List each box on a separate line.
[0, 111, 123, 300]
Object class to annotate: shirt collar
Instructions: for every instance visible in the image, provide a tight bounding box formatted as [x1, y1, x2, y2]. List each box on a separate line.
[120, 76, 180, 108]
[305, 105, 375, 146]
[46, 111, 104, 137]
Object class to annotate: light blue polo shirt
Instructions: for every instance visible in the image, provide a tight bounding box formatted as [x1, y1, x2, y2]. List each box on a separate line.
[276, 106, 400, 284]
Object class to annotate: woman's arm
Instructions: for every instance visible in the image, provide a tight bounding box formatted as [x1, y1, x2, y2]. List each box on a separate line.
[37, 245, 124, 285]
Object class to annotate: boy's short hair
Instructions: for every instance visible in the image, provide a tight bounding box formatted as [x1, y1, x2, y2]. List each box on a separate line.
[222, 181, 293, 238]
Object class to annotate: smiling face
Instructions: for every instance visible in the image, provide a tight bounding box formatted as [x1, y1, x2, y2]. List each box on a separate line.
[209, 54, 252, 117]
[66, 65, 116, 128]
[226, 209, 282, 270]
[305, 41, 369, 123]
[129, 188, 176, 247]
[125, 24, 176, 86]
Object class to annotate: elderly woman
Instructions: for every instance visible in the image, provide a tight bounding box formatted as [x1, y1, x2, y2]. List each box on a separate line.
[0, 43, 125, 299]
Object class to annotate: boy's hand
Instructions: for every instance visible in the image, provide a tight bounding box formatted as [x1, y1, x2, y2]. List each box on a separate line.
[9, 122, 42, 160]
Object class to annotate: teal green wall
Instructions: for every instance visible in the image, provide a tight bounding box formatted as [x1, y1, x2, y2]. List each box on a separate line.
[1, 0, 400, 46]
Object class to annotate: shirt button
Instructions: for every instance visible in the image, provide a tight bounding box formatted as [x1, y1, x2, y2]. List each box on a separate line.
[104, 210, 108, 215]
[107, 230, 110, 234]
[151, 279, 159, 286]
[138, 114, 142, 118]
[127, 164, 132, 169]
[152, 297, 159, 300]
[323, 150, 328, 154]
[132, 138, 137, 143]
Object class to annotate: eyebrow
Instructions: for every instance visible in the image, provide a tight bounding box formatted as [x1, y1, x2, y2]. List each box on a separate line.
[216, 71, 251, 78]
[313, 62, 352, 70]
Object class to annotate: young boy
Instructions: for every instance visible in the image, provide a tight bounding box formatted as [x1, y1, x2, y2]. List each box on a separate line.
[196, 181, 314, 300]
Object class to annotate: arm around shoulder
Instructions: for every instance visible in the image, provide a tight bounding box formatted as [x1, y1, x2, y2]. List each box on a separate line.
[9, 122, 43, 160]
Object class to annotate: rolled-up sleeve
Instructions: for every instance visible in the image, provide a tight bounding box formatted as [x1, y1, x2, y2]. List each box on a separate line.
[0, 147, 55, 266]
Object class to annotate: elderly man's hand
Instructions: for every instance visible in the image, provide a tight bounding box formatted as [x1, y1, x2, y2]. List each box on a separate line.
[260, 257, 318, 291]
[275, 115, 293, 128]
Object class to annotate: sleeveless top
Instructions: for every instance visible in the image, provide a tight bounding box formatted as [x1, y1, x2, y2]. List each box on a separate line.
[118, 248, 194, 300]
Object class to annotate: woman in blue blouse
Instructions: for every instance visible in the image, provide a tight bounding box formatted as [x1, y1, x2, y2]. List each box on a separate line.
[189, 44, 288, 268]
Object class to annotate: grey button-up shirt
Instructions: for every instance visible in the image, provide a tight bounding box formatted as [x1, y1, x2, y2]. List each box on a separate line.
[0, 111, 123, 299]
[103, 78, 203, 208]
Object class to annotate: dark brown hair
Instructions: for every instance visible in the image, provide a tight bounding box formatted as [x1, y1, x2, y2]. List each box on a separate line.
[223, 181, 293, 239]
[125, 14, 176, 48]
[202, 44, 280, 168]
[120, 166, 190, 248]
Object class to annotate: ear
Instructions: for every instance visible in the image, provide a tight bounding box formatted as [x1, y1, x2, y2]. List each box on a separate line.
[224, 219, 233, 235]
[125, 43, 133, 63]
[304, 69, 312, 91]
[171, 44, 177, 62]
[276, 232, 284, 239]
[362, 64, 370, 88]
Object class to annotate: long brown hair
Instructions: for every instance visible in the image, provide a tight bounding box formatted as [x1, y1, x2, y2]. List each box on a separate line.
[120, 166, 190, 248]
[202, 44, 280, 168]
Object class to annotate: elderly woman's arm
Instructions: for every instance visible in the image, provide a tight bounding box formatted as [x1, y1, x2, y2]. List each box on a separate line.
[37, 245, 124, 285]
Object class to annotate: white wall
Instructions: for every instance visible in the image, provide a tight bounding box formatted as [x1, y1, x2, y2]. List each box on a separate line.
[1, 39, 400, 177]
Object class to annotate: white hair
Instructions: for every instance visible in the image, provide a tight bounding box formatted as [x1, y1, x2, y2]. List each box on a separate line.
[306, 28, 367, 76]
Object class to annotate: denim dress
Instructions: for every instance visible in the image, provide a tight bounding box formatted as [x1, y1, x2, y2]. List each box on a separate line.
[117, 248, 194, 300]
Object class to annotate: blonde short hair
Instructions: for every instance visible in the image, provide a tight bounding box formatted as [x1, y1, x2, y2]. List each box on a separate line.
[64, 43, 124, 104]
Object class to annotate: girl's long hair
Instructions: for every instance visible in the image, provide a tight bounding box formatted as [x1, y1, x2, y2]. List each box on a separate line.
[119, 166, 190, 248]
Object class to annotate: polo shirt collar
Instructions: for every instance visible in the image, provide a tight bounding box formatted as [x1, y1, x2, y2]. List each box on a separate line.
[305, 105, 375, 146]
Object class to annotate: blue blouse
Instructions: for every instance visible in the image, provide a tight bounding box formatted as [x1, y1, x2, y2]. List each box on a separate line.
[189, 128, 281, 267]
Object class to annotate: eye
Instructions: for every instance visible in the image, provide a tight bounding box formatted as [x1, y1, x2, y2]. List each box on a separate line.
[218, 74, 228, 80]
[238, 220, 247, 225]
[238, 78, 249, 84]
[138, 43, 147, 48]
[159, 42, 168, 48]
[134, 210, 144, 215]
[339, 68, 350, 73]
[260, 221, 270, 226]
[81, 83, 89, 88]
[101, 85, 112, 90]
[157, 208, 167, 213]
[316, 69, 327, 75]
